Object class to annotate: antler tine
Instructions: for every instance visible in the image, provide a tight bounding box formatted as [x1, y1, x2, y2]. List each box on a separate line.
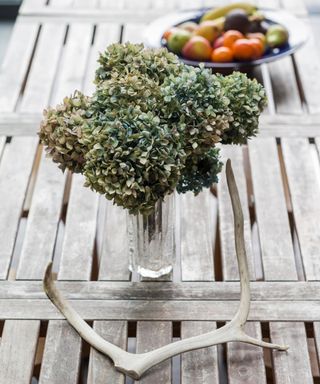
[43, 159, 288, 380]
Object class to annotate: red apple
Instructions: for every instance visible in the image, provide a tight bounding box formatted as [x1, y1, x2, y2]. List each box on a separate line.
[182, 36, 212, 61]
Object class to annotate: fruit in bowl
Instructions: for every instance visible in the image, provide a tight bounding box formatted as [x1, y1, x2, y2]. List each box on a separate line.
[162, 2, 289, 64]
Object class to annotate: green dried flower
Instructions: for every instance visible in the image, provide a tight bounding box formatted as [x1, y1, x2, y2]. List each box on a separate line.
[39, 44, 267, 214]
[217, 72, 267, 144]
[83, 112, 185, 215]
[39, 91, 92, 173]
[177, 148, 222, 195]
[95, 42, 183, 85]
[161, 65, 231, 155]
[84, 69, 186, 215]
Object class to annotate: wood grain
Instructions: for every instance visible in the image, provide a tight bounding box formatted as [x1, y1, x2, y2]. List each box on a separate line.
[181, 321, 219, 384]
[282, 138, 320, 280]
[98, 201, 130, 281]
[228, 322, 266, 384]
[39, 321, 82, 384]
[88, 321, 127, 384]
[0, 20, 39, 112]
[1, 299, 320, 321]
[1, 281, 320, 301]
[268, 56, 303, 115]
[248, 137, 297, 280]
[19, 22, 66, 112]
[16, 150, 66, 279]
[135, 321, 172, 384]
[58, 174, 98, 281]
[0, 137, 38, 279]
[270, 322, 313, 384]
[0, 320, 40, 384]
[38, 18, 96, 384]
[293, 23, 320, 114]
[180, 190, 216, 281]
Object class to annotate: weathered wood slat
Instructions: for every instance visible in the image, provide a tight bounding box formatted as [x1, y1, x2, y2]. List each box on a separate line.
[89, 204, 129, 382]
[38, 20, 96, 384]
[39, 321, 82, 384]
[19, 0, 47, 13]
[122, 23, 145, 43]
[20, 23, 65, 112]
[18, 9, 175, 23]
[124, 0, 152, 10]
[313, 322, 320, 366]
[219, 146, 254, 280]
[260, 63, 276, 115]
[248, 137, 297, 280]
[282, 138, 320, 280]
[99, 201, 130, 281]
[248, 137, 314, 382]
[181, 321, 219, 384]
[0, 137, 5, 156]
[180, 190, 216, 281]
[40, 182, 97, 382]
[228, 322, 266, 384]
[1, 281, 320, 301]
[0, 12, 66, 384]
[99, 0, 126, 10]
[51, 22, 93, 103]
[293, 23, 320, 114]
[50, 0, 73, 8]
[1, 299, 320, 321]
[135, 321, 172, 384]
[58, 174, 98, 280]
[311, 17, 320, 54]
[268, 56, 303, 115]
[256, 0, 280, 8]
[0, 137, 38, 279]
[219, 146, 266, 383]
[151, 0, 178, 10]
[88, 321, 127, 384]
[270, 322, 313, 384]
[73, 0, 98, 8]
[0, 20, 39, 112]
[16, 151, 66, 279]
[0, 320, 40, 384]
[180, 175, 219, 381]
[176, 0, 203, 9]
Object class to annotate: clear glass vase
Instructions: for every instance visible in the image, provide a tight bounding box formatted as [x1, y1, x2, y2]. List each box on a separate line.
[127, 193, 176, 278]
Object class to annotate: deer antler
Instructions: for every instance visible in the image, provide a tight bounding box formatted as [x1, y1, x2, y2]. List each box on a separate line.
[43, 159, 288, 380]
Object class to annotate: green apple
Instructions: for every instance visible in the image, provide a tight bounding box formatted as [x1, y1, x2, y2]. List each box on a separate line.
[167, 29, 192, 54]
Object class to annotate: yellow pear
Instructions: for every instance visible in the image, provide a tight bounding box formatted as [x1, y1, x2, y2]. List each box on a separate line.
[193, 19, 223, 43]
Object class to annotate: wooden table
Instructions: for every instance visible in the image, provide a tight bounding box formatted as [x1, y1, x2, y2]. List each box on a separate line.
[0, 0, 320, 383]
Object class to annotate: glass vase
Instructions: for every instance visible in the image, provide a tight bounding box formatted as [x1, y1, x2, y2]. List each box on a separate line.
[127, 193, 176, 278]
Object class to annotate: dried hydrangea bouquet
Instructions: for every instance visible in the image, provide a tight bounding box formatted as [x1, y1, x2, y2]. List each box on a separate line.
[39, 43, 266, 278]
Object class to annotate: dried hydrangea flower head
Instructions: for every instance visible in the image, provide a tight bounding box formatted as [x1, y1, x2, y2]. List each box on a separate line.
[39, 43, 267, 215]
[217, 71, 267, 144]
[82, 44, 187, 214]
[39, 91, 92, 173]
